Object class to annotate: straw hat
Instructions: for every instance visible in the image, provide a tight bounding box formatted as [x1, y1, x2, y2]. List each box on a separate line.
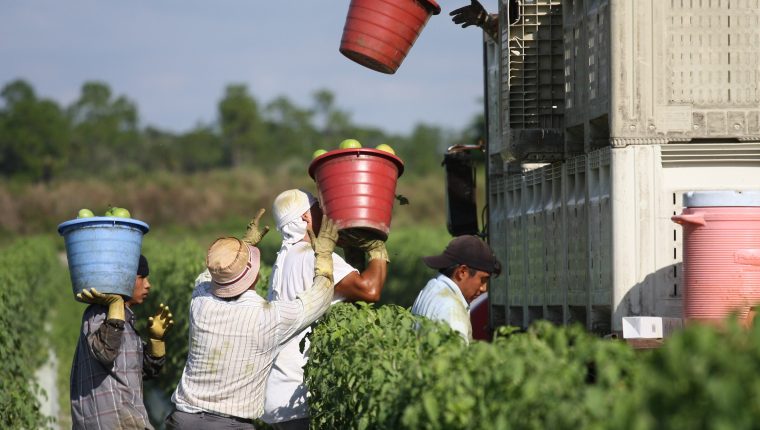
[206, 237, 261, 298]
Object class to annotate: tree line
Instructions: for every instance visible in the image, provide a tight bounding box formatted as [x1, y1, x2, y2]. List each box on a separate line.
[0, 79, 484, 183]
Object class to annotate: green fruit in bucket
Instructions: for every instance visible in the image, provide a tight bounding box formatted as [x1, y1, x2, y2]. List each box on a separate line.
[312, 149, 328, 159]
[375, 144, 396, 155]
[111, 207, 131, 218]
[77, 208, 95, 218]
[339, 139, 362, 149]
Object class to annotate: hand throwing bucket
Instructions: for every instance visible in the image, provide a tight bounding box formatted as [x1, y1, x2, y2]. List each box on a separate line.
[339, 0, 441, 74]
[309, 148, 404, 240]
[58, 217, 150, 299]
[672, 191, 760, 325]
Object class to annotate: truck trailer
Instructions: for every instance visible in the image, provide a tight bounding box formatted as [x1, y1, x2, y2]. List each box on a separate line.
[461, 0, 760, 335]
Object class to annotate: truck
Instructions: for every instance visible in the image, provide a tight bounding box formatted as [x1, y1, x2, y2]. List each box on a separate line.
[447, 0, 760, 336]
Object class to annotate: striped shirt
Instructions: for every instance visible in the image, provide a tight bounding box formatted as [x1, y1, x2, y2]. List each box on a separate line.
[70, 305, 164, 430]
[411, 274, 472, 341]
[170, 270, 334, 420]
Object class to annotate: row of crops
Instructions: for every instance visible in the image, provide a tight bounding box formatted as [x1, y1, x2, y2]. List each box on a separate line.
[4, 234, 760, 429]
[306, 303, 760, 430]
[0, 237, 59, 429]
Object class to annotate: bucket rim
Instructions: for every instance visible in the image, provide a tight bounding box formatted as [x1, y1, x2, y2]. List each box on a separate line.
[57, 217, 150, 236]
[419, 0, 441, 15]
[308, 148, 405, 179]
[683, 190, 760, 208]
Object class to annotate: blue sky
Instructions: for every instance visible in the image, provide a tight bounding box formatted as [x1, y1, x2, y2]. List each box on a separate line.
[1, 0, 498, 135]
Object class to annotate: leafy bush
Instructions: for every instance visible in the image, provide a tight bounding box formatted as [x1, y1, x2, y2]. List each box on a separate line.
[402, 321, 640, 430]
[621, 319, 760, 430]
[0, 237, 59, 429]
[305, 303, 464, 430]
[306, 306, 641, 430]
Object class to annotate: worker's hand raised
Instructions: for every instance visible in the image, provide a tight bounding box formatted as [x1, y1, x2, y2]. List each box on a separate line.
[450, 0, 488, 28]
[147, 303, 174, 341]
[308, 216, 338, 256]
[147, 303, 173, 358]
[242, 208, 270, 246]
[308, 216, 339, 282]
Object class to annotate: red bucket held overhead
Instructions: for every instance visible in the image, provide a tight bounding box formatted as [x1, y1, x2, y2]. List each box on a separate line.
[339, 0, 441, 74]
[672, 191, 760, 325]
[309, 148, 404, 240]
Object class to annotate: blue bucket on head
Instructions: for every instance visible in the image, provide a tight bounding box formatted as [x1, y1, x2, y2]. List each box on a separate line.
[57, 217, 150, 299]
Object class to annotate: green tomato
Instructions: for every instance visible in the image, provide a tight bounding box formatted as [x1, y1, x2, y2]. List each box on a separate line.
[111, 207, 131, 218]
[77, 208, 95, 218]
[312, 149, 328, 159]
[375, 144, 396, 155]
[339, 138, 362, 149]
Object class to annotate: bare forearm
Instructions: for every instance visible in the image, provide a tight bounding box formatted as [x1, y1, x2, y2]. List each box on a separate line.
[335, 259, 387, 302]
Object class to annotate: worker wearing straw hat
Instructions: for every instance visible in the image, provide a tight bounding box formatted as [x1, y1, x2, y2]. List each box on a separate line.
[261, 188, 389, 429]
[165, 211, 340, 429]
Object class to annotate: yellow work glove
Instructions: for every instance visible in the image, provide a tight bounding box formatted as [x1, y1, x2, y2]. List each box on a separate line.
[77, 288, 125, 322]
[338, 229, 390, 263]
[147, 303, 174, 358]
[308, 216, 339, 283]
[364, 240, 389, 263]
[242, 208, 270, 246]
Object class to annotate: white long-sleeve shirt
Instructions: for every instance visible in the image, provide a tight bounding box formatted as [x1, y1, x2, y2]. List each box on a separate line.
[411, 274, 472, 341]
[170, 269, 334, 420]
[262, 241, 357, 423]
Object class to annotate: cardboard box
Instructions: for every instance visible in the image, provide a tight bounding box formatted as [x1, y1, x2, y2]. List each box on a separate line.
[622, 317, 683, 339]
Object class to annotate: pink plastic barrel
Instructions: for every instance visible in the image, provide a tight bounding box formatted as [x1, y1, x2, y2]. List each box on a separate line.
[672, 191, 760, 324]
[339, 0, 441, 74]
[309, 148, 404, 240]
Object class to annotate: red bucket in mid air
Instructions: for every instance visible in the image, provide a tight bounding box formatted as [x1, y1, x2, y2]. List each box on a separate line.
[339, 0, 441, 74]
[309, 148, 404, 240]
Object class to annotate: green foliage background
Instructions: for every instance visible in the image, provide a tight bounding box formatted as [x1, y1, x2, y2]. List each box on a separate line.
[0, 79, 476, 186]
[0, 237, 62, 429]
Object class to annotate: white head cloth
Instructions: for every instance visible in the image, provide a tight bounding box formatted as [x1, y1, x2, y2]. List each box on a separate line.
[268, 189, 317, 301]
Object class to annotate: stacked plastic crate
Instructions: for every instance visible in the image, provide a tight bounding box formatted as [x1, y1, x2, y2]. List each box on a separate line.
[502, 0, 565, 162]
[487, 0, 760, 333]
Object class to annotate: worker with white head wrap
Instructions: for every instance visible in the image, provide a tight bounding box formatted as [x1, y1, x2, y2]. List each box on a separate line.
[261, 188, 389, 429]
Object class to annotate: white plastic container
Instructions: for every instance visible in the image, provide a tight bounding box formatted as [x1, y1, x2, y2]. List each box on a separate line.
[498, 0, 760, 162]
[568, 0, 760, 144]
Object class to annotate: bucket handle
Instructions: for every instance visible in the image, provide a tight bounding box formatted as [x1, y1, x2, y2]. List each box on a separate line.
[671, 213, 706, 226]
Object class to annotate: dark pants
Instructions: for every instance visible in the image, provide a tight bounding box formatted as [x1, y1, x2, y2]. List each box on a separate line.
[165, 409, 256, 429]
